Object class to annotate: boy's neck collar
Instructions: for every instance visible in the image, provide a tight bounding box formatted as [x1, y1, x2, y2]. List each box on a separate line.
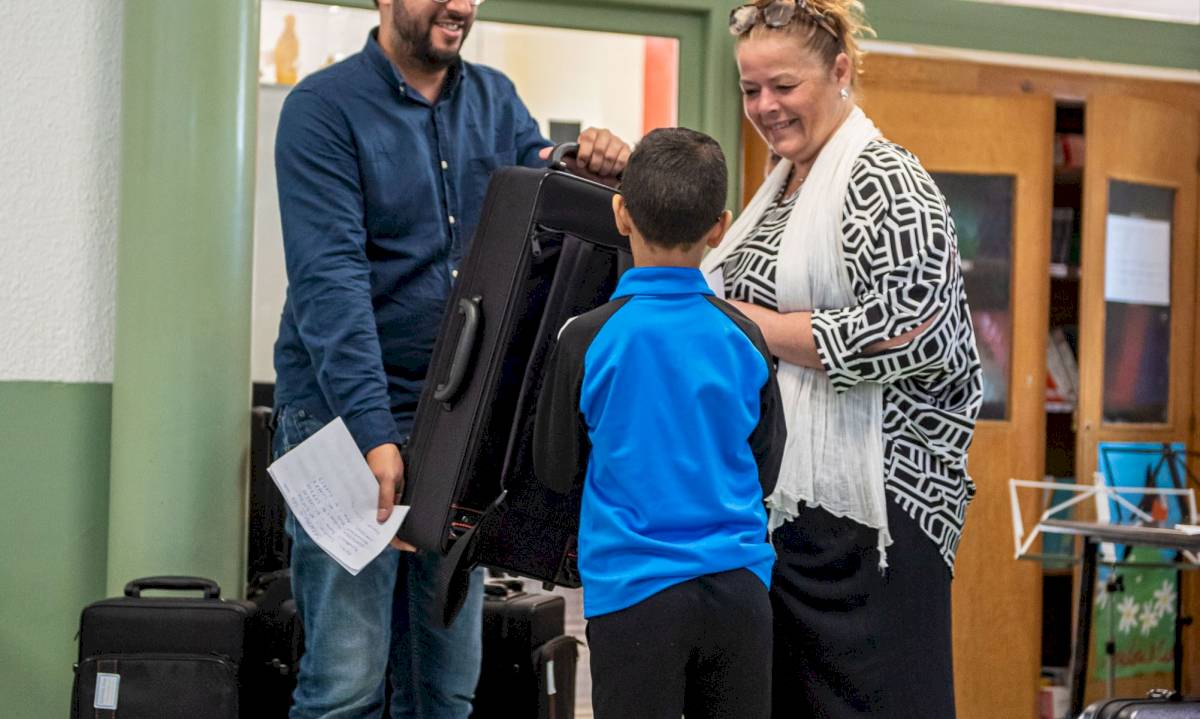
[611, 267, 713, 299]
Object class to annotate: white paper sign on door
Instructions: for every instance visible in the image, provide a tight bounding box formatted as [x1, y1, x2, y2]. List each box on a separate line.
[1104, 215, 1171, 307]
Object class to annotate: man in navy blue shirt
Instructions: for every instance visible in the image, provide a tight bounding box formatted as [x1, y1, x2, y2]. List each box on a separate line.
[533, 128, 785, 719]
[271, 1, 629, 716]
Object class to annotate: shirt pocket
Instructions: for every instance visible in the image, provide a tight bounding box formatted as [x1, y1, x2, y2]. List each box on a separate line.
[463, 148, 518, 212]
[463, 147, 516, 190]
[361, 152, 431, 236]
[465, 148, 518, 187]
[467, 148, 518, 172]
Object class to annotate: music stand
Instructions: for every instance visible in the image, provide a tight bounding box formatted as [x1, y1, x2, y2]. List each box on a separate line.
[1037, 521, 1200, 718]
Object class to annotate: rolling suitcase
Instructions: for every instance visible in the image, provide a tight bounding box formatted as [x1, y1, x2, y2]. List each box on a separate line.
[398, 145, 631, 593]
[71, 576, 255, 719]
[1080, 689, 1200, 718]
[472, 580, 579, 719]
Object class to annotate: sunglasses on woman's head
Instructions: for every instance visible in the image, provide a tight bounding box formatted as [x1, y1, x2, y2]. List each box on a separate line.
[729, 0, 838, 39]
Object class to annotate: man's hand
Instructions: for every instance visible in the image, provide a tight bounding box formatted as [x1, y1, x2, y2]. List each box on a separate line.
[539, 127, 631, 187]
[365, 443, 416, 551]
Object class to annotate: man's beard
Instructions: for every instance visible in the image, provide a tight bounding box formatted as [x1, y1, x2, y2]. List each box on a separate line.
[393, 4, 472, 70]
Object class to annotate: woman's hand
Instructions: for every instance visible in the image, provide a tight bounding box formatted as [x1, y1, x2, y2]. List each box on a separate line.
[726, 300, 824, 370]
[729, 299, 935, 371]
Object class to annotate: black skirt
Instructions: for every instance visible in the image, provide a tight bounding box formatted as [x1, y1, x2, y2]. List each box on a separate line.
[770, 498, 956, 719]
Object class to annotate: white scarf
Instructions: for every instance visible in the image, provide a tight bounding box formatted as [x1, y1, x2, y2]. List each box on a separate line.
[702, 107, 892, 565]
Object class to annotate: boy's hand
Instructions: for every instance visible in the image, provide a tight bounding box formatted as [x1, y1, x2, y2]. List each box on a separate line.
[539, 128, 631, 187]
[366, 443, 416, 552]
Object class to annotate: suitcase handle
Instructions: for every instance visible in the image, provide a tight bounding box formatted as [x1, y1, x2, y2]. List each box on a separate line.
[548, 142, 579, 170]
[123, 576, 222, 599]
[434, 295, 482, 407]
[549, 141, 623, 184]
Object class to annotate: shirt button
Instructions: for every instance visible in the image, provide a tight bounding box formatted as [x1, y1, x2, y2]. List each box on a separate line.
[448, 215, 456, 225]
[441, 160, 449, 171]
[451, 269, 460, 279]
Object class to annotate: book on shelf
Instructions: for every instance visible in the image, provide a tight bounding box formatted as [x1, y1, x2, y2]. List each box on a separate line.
[1046, 327, 1079, 408]
[1053, 133, 1085, 170]
[1050, 207, 1077, 267]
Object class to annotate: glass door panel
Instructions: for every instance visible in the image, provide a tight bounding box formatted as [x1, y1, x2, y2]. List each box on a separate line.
[1101, 181, 1175, 424]
[258, 0, 678, 142]
[933, 172, 1015, 421]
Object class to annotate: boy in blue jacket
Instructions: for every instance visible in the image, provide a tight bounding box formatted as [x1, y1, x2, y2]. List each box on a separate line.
[532, 127, 785, 719]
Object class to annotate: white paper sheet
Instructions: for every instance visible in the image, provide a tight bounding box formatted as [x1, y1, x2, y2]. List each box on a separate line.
[1104, 215, 1171, 306]
[705, 266, 726, 300]
[267, 417, 408, 575]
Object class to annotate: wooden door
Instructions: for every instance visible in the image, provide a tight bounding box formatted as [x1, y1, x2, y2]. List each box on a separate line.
[856, 88, 1053, 719]
[737, 88, 1054, 718]
[1075, 95, 1199, 701]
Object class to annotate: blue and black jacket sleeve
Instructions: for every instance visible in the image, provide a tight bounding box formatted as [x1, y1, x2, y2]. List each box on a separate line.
[532, 318, 592, 494]
[532, 300, 628, 494]
[706, 297, 787, 498]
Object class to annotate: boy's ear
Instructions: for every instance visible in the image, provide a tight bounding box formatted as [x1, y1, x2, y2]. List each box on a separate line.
[612, 195, 633, 237]
[705, 210, 733, 249]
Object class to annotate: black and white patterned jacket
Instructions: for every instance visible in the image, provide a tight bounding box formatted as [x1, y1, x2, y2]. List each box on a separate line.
[728, 140, 983, 569]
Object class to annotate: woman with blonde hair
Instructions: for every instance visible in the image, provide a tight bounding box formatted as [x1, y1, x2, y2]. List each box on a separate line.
[702, 1, 982, 715]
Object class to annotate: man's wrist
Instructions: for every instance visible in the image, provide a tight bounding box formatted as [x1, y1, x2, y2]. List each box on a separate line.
[344, 407, 402, 455]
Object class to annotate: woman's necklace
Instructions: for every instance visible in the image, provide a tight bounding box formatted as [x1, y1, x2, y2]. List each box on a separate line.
[785, 171, 807, 199]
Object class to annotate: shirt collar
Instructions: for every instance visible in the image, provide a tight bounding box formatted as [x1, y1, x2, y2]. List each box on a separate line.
[364, 28, 467, 102]
[610, 267, 714, 300]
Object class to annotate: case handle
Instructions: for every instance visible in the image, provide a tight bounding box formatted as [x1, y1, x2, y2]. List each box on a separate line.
[547, 141, 622, 185]
[434, 296, 482, 407]
[548, 142, 579, 170]
[124, 576, 221, 599]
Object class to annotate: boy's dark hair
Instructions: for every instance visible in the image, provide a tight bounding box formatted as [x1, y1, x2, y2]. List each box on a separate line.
[620, 128, 727, 249]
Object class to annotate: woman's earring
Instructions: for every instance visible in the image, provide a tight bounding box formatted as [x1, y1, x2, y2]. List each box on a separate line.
[839, 87, 850, 100]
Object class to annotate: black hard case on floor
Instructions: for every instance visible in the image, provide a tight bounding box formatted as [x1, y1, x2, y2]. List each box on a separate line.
[397, 160, 630, 587]
[71, 577, 256, 719]
[248, 405, 290, 582]
[473, 580, 578, 719]
[1081, 690, 1200, 718]
[244, 569, 304, 718]
[533, 635, 581, 719]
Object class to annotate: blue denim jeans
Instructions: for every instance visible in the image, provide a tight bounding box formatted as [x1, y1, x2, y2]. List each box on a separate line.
[274, 405, 485, 719]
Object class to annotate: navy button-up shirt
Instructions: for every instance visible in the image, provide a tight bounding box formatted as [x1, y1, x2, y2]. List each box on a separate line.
[274, 29, 549, 452]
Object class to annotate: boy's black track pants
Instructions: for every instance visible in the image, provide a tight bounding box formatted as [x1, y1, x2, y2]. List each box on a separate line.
[586, 568, 772, 719]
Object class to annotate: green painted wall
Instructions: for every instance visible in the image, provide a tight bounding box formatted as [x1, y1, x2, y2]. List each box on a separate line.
[0, 382, 112, 717]
[870, 0, 1200, 71]
[327, 0, 1200, 70]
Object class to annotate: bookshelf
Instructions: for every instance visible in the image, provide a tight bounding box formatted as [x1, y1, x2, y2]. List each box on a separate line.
[1042, 102, 1085, 682]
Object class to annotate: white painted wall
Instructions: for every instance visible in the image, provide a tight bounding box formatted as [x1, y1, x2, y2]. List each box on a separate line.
[252, 85, 290, 384]
[0, 0, 123, 383]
